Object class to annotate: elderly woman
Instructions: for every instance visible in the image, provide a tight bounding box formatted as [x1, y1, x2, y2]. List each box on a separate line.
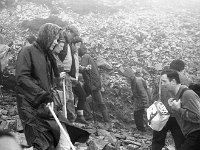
[15, 23, 89, 150]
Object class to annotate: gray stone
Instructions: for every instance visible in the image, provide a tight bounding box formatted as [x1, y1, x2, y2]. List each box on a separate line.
[96, 56, 112, 70]
[17, 118, 23, 131]
[123, 140, 141, 147]
[1, 115, 8, 120]
[1, 109, 8, 115]
[0, 120, 8, 129]
[102, 143, 117, 150]
[8, 108, 17, 116]
[87, 140, 101, 150]
[127, 144, 140, 150]
[98, 129, 117, 143]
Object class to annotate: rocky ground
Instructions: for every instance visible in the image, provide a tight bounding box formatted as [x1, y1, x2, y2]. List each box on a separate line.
[0, 89, 174, 150]
[1, 0, 200, 149]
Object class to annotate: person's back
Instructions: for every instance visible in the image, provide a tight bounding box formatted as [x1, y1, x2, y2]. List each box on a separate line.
[133, 76, 149, 110]
[129, 69, 149, 132]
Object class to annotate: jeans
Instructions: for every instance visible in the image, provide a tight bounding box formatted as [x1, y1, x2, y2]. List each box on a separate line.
[180, 130, 200, 150]
[134, 109, 146, 132]
[152, 117, 185, 150]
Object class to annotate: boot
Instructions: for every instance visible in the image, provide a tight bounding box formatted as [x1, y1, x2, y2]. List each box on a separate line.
[98, 104, 110, 123]
[75, 115, 89, 124]
[84, 99, 93, 121]
[75, 110, 89, 124]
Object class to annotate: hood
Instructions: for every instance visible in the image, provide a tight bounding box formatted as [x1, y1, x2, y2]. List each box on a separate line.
[36, 23, 61, 51]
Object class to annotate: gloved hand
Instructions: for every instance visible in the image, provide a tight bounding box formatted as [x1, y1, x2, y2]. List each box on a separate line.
[86, 65, 92, 70]
[43, 95, 54, 104]
[35, 92, 54, 108]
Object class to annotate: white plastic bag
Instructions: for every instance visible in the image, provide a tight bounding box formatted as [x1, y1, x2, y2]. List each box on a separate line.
[146, 101, 170, 131]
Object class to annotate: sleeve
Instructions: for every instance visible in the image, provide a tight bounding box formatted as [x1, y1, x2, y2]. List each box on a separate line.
[15, 49, 48, 107]
[79, 55, 89, 74]
[136, 78, 149, 105]
[177, 91, 200, 123]
[80, 54, 90, 67]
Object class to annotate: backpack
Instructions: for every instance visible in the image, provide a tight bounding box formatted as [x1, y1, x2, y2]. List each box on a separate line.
[146, 101, 170, 131]
[188, 83, 200, 97]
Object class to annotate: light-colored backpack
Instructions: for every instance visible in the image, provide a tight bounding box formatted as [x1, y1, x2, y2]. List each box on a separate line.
[146, 77, 170, 131]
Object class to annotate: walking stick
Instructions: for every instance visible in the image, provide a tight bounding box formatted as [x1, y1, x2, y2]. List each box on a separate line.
[62, 78, 67, 118]
[158, 74, 162, 102]
[48, 102, 76, 150]
[88, 67, 96, 124]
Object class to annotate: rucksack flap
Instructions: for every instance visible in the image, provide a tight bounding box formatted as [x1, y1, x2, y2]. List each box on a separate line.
[188, 83, 200, 97]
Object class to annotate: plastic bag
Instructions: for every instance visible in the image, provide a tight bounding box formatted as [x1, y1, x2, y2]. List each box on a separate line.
[146, 101, 170, 131]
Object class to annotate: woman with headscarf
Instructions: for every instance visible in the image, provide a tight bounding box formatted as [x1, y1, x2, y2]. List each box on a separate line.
[15, 23, 89, 150]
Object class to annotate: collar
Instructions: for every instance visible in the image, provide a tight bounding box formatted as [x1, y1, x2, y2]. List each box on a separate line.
[174, 85, 183, 100]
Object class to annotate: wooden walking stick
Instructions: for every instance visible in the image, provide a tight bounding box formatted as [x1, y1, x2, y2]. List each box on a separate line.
[158, 74, 162, 102]
[48, 102, 76, 150]
[62, 78, 67, 118]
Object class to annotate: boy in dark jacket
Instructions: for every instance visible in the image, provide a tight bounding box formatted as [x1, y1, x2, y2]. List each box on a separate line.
[129, 69, 149, 132]
[78, 43, 110, 123]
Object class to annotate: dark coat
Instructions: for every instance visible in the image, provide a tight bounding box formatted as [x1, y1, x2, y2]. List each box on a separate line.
[131, 76, 149, 111]
[15, 43, 89, 149]
[79, 49, 101, 92]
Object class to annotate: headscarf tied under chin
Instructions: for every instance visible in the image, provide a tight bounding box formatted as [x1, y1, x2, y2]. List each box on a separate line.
[36, 23, 62, 78]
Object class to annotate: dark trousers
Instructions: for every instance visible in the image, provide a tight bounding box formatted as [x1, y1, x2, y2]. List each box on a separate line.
[152, 117, 185, 150]
[73, 82, 86, 110]
[180, 130, 200, 150]
[134, 109, 146, 132]
[83, 84, 105, 105]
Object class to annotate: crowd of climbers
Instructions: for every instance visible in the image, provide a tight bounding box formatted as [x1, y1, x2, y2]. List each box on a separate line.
[0, 22, 200, 150]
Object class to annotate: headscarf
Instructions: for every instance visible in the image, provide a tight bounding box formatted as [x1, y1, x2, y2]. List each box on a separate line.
[36, 23, 61, 78]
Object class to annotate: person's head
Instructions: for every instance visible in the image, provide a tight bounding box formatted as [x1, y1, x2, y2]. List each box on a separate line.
[37, 23, 62, 51]
[0, 130, 22, 150]
[53, 41, 65, 54]
[52, 32, 65, 54]
[78, 43, 87, 57]
[135, 68, 143, 77]
[64, 25, 80, 43]
[169, 59, 185, 72]
[161, 69, 180, 92]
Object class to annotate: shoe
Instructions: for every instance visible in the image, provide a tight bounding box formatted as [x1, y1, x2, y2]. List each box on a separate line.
[98, 104, 110, 122]
[84, 114, 93, 121]
[133, 129, 146, 136]
[75, 115, 89, 124]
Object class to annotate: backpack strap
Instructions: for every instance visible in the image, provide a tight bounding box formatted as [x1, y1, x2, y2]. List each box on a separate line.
[178, 88, 189, 99]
